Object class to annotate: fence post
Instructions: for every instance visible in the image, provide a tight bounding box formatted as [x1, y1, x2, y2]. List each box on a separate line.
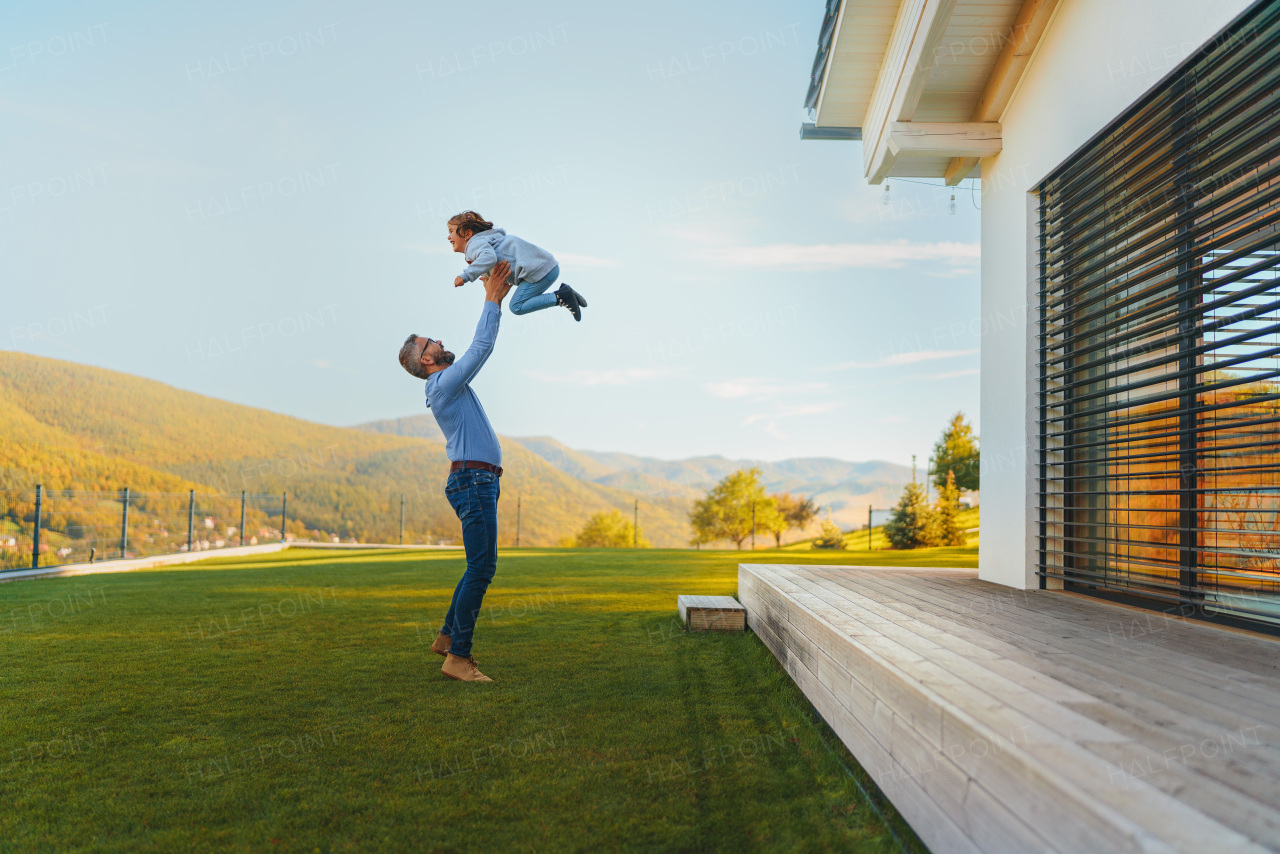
[516, 496, 521, 547]
[187, 490, 194, 552]
[868, 505, 872, 550]
[751, 501, 756, 550]
[31, 484, 42, 569]
[280, 493, 287, 543]
[634, 499, 639, 548]
[399, 494, 405, 545]
[120, 487, 130, 559]
[240, 490, 246, 547]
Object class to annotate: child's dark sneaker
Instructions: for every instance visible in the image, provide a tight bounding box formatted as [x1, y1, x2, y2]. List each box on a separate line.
[564, 285, 587, 308]
[555, 284, 582, 322]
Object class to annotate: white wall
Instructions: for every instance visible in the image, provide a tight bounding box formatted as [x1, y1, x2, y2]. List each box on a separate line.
[977, 0, 1252, 589]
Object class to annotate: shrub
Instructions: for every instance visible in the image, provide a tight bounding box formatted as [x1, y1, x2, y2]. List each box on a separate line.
[812, 518, 847, 550]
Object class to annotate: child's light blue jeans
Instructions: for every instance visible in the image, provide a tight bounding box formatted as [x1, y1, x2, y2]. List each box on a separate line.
[508, 265, 560, 316]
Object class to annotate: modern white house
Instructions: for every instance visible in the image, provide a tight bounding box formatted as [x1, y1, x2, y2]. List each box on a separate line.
[741, 0, 1280, 850]
[804, 0, 1280, 627]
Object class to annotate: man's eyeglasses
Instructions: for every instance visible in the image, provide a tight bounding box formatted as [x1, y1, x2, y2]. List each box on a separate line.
[405, 333, 434, 363]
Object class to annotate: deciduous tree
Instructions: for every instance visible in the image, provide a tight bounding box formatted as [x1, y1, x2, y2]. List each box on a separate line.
[574, 509, 650, 548]
[688, 467, 778, 549]
[771, 492, 818, 547]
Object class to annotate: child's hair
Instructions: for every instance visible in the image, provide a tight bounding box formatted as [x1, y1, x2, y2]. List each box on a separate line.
[448, 211, 493, 237]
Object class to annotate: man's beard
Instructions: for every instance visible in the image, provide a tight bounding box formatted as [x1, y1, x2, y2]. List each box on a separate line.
[436, 349, 456, 367]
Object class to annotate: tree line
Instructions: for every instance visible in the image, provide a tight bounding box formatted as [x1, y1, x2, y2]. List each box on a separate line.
[562, 411, 981, 551]
[568, 470, 818, 549]
[623, 411, 978, 551]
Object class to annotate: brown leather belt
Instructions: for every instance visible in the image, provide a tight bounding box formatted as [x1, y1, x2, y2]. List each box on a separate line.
[450, 460, 503, 477]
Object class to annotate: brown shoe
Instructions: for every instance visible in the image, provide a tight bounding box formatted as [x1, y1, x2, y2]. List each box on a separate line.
[431, 633, 451, 657]
[442, 653, 493, 683]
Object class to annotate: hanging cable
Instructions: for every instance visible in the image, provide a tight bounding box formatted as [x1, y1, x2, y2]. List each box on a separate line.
[877, 177, 980, 212]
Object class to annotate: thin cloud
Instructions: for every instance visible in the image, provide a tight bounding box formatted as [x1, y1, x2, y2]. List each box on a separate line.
[928, 266, 978, 279]
[707, 240, 979, 271]
[403, 242, 454, 255]
[822, 348, 977, 371]
[744, 402, 840, 425]
[557, 252, 619, 268]
[530, 367, 681, 386]
[929, 368, 980, 380]
[704, 378, 828, 400]
[312, 359, 357, 375]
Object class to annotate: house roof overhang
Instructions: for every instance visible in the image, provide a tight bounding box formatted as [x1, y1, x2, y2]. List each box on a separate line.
[804, 0, 1060, 185]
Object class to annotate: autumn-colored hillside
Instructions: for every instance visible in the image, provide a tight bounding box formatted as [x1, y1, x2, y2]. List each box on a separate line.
[0, 352, 693, 550]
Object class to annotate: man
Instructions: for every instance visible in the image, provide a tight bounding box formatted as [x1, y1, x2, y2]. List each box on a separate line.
[397, 259, 513, 683]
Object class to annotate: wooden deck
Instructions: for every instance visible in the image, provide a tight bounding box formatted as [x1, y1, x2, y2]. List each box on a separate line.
[739, 564, 1280, 853]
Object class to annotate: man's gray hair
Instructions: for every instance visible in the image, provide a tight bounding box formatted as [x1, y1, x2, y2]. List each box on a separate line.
[398, 334, 429, 380]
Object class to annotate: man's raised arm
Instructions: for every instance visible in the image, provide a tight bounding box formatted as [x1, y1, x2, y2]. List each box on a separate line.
[433, 261, 513, 398]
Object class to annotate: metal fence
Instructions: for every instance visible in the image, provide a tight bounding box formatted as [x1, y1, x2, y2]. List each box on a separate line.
[0, 487, 288, 572]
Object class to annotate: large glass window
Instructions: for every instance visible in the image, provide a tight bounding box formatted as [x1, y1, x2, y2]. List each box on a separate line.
[1038, 0, 1280, 629]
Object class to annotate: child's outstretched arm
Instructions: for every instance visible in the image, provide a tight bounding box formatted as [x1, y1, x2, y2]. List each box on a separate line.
[457, 242, 497, 286]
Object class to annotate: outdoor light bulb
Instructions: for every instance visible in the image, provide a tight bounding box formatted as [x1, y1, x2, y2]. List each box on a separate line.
[881, 184, 891, 206]
[948, 193, 957, 215]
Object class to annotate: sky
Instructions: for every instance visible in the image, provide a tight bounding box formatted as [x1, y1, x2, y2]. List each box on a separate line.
[1, 0, 982, 465]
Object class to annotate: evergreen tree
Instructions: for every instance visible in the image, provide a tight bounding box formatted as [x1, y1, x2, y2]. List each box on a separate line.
[934, 470, 967, 547]
[884, 482, 940, 549]
[931, 412, 980, 493]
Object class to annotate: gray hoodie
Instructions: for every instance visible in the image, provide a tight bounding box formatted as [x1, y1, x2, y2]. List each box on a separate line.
[459, 227, 558, 285]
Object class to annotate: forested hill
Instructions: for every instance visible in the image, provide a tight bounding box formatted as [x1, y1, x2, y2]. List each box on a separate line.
[0, 351, 693, 546]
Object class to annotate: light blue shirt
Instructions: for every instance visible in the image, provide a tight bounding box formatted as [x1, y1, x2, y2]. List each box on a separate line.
[424, 301, 503, 466]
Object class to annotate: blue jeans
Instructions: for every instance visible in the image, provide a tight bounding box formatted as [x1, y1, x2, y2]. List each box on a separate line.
[440, 469, 500, 657]
[508, 264, 559, 316]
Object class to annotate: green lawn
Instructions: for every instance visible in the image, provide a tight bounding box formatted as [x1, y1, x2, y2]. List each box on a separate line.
[0, 545, 975, 853]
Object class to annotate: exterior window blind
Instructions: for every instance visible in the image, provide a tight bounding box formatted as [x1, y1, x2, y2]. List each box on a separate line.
[1037, 0, 1280, 629]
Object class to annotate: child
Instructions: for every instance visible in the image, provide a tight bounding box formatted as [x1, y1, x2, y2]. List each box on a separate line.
[447, 211, 588, 321]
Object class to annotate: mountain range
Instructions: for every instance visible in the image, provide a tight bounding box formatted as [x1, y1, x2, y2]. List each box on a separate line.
[358, 417, 916, 531]
[0, 351, 915, 549]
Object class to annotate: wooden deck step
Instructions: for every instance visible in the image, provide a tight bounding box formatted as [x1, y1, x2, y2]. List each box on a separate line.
[677, 594, 745, 631]
[739, 564, 1280, 854]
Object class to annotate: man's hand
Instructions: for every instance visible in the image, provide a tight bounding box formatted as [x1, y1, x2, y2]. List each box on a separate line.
[454, 276, 465, 288]
[482, 260, 513, 305]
